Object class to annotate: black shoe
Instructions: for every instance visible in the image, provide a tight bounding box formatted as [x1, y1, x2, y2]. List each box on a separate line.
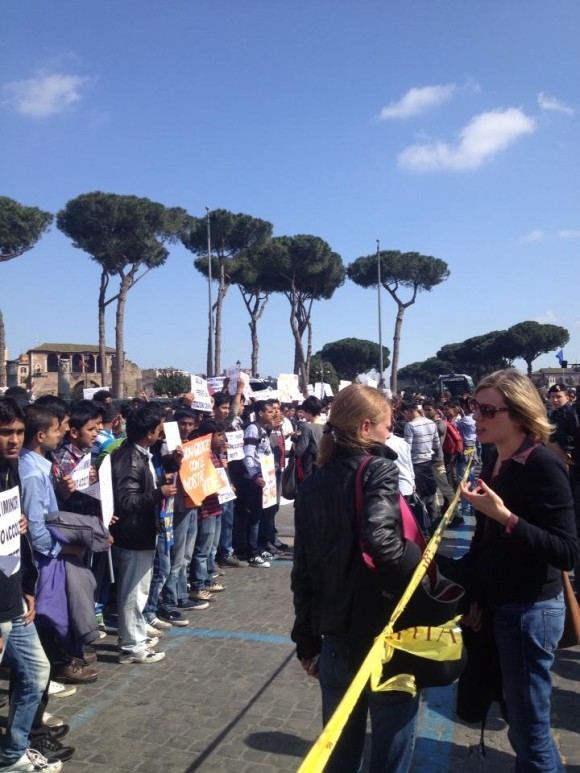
[34, 734, 76, 763]
[450, 515, 466, 527]
[31, 725, 70, 743]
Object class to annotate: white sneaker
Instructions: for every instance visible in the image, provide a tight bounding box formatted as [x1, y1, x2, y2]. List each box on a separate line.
[42, 712, 64, 728]
[148, 616, 172, 631]
[0, 748, 63, 771]
[248, 555, 270, 568]
[118, 648, 166, 664]
[145, 636, 159, 648]
[47, 681, 76, 698]
[145, 624, 164, 638]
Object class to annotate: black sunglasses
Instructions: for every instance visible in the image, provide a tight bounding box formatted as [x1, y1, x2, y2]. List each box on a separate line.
[469, 398, 509, 419]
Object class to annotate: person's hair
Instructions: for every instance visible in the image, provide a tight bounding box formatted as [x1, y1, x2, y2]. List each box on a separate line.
[475, 369, 553, 444]
[126, 404, 163, 442]
[421, 400, 435, 410]
[174, 408, 196, 422]
[213, 393, 231, 409]
[253, 400, 267, 416]
[23, 404, 58, 444]
[548, 384, 566, 394]
[33, 395, 70, 423]
[402, 401, 419, 413]
[0, 396, 25, 427]
[68, 400, 103, 431]
[266, 398, 280, 407]
[317, 384, 391, 467]
[197, 417, 225, 437]
[301, 396, 322, 417]
[94, 401, 117, 424]
[4, 386, 31, 407]
[93, 390, 112, 402]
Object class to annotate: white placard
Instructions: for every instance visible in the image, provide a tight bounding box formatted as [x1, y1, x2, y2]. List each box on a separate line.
[366, 377, 377, 389]
[215, 467, 236, 504]
[225, 365, 240, 395]
[190, 375, 213, 412]
[98, 454, 115, 528]
[314, 382, 333, 399]
[225, 430, 244, 462]
[0, 486, 21, 576]
[277, 373, 302, 403]
[83, 387, 99, 400]
[71, 453, 92, 491]
[207, 377, 225, 394]
[261, 453, 277, 509]
[163, 421, 181, 452]
[339, 380, 351, 391]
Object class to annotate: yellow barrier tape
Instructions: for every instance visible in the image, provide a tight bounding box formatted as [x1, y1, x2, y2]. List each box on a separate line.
[297, 449, 475, 773]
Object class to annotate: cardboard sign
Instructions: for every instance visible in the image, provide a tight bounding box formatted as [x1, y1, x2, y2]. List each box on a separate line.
[71, 453, 92, 491]
[83, 387, 100, 400]
[0, 486, 21, 577]
[277, 373, 302, 403]
[225, 430, 244, 462]
[215, 467, 236, 504]
[190, 376, 213, 412]
[163, 421, 181, 453]
[179, 434, 221, 506]
[98, 454, 115, 528]
[261, 453, 277, 509]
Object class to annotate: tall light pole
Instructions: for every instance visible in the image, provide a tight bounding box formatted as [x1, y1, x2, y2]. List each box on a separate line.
[376, 239, 385, 389]
[205, 207, 214, 377]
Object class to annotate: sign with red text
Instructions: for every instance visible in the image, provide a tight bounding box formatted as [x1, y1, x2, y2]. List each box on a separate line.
[179, 435, 221, 506]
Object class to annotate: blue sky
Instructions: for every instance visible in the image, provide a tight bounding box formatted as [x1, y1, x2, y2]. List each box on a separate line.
[1, 1, 579, 381]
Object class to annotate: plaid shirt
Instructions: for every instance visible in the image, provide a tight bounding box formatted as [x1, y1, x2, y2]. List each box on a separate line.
[52, 441, 100, 517]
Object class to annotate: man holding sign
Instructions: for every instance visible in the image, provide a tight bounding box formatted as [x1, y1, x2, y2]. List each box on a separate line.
[0, 398, 61, 772]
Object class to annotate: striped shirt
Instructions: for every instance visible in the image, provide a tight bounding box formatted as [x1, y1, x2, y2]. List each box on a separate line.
[404, 417, 440, 464]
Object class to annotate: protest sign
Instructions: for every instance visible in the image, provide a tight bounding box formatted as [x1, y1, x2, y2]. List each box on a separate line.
[278, 373, 302, 403]
[98, 454, 115, 528]
[71, 453, 92, 491]
[163, 421, 181, 452]
[207, 377, 225, 394]
[339, 380, 351, 391]
[215, 467, 236, 504]
[179, 434, 221, 506]
[0, 486, 21, 577]
[225, 365, 240, 395]
[225, 430, 244, 462]
[83, 387, 99, 400]
[261, 453, 277, 509]
[161, 480, 176, 554]
[190, 376, 213, 412]
[314, 382, 333, 399]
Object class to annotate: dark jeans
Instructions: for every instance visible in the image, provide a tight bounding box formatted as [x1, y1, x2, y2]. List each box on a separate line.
[319, 635, 419, 773]
[237, 478, 264, 558]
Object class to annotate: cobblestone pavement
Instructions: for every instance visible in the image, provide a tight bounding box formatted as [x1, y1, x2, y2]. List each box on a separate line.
[1, 504, 578, 772]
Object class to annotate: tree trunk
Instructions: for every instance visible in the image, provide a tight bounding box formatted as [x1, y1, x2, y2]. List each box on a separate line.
[98, 270, 108, 388]
[0, 309, 6, 388]
[526, 358, 533, 377]
[213, 262, 228, 376]
[305, 318, 313, 386]
[113, 274, 132, 398]
[289, 300, 308, 393]
[390, 302, 405, 394]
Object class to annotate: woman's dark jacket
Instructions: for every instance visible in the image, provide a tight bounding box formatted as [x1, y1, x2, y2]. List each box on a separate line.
[464, 442, 578, 606]
[110, 442, 163, 551]
[291, 444, 421, 661]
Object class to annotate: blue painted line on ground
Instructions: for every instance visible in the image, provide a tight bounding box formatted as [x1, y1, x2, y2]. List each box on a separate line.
[168, 627, 293, 644]
[412, 516, 473, 773]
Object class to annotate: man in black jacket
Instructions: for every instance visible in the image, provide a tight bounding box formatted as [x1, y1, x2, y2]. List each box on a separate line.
[0, 397, 63, 772]
[110, 405, 176, 665]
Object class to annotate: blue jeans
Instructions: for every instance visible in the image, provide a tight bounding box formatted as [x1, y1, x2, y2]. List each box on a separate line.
[113, 546, 155, 654]
[190, 516, 216, 591]
[161, 509, 193, 611]
[179, 510, 198, 602]
[217, 500, 234, 562]
[0, 612, 50, 763]
[492, 593, 565, 772]
[319, 635, 419, 773]
[143, 534, 171, 623]
[207, 514, 222, 575]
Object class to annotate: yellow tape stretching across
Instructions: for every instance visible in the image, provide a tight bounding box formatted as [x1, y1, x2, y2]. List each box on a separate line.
[297, 450, 475, 773]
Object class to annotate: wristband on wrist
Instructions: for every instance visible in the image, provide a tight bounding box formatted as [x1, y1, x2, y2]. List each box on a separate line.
[505, 512, 519, 535]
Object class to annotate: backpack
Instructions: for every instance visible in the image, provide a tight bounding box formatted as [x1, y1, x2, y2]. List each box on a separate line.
[442, 421, 463, 455]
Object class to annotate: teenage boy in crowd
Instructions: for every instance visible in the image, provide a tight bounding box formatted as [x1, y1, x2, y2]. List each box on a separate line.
[0, 397, 66, 773]
[110, 404, 177, 664]
[19, 405, 98, 687]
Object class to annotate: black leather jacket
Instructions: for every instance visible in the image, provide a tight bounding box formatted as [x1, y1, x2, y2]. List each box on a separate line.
[291, 444, 421, 661]
[110, 442, 163, 551]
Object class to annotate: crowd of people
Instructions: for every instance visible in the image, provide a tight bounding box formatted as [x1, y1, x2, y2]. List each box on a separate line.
[0, 371, 579, 772]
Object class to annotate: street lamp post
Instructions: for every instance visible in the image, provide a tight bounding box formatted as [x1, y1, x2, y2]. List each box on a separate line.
[376, 240, 385, 389]
[205, 207, 214, 378]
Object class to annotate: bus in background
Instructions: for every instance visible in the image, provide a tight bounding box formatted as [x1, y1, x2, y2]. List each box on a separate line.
[436, 373, 474, 400]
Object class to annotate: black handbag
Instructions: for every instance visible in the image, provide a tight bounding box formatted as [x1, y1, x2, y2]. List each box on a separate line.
[281, 452, 298, 500]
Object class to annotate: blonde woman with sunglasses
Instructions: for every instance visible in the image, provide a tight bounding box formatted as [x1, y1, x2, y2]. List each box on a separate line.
[460, 369, 578, 772]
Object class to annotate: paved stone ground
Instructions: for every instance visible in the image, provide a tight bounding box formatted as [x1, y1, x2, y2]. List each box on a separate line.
[1, 503, 578, 772]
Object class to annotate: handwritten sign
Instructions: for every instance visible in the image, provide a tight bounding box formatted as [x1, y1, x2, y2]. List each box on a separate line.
[261, 453, 277, 509]
[225, 430, 244, 462]
[190, 376, 213, 412]
[0, 486, 21, 577]
[179, 434, 221, 506]
[83, 387, 99, 400]
[278, 373, 302, 403]
[71, 453, 92, 491]
[163, 421, 181, 452]
[207, 377, 225, 394]
[215, 467, 236, 504]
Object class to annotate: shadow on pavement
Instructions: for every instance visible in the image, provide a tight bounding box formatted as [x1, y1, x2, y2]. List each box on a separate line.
[245, 730, 312, 757]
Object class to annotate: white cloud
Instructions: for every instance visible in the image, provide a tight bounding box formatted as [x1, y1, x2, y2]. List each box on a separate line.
[520, 230, 545, 243]
[537, 92, 575, 116]
[398, 107, 536, 172]
[2, 72, 87, 117]
[558, 229, 580, 239]
[378, 84, 457, 120]
[535, 310, 559, 324]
